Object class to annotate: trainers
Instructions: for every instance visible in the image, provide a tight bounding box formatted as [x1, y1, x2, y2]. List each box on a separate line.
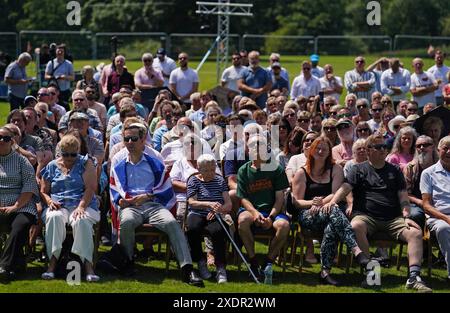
[249, 263, 262, 281]
[405, 276, 432, 293]
[198, 260, 212, 280]
[216, 267, 227, 284]
[41, 272, 55, 280]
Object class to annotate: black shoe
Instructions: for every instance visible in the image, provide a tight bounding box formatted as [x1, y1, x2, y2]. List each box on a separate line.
[0, 267, 14, 283]
[319, 272, 340, 286]
[249, 264, 262, 281]
[182, 269, 204, 287]
[355, 252, 371, 268]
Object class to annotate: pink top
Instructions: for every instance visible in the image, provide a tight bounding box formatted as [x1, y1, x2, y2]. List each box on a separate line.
[134, 67, 163, 87]
[386, 152, 414, 171]
[332, 143, 353, 162]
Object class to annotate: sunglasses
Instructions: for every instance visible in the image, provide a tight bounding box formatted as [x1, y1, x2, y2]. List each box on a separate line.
[372, 108, 383, 112]
[357, 128, 370, 132]
[303, 67, 311, 71]
[61, 151, 78, 158]
[369, 143, 388, 151]
[284, 113, 296, 118]
[393, 124, 401, 130]
[330, 111, 338, 116]
[124, 135, 140, 142]
[355, 60, 365, 64]
[178, 57, 187, 60]
[416, 143, 433, 149]
[298, 119, 310, 123]
[338, 113, 352, 118]
[357, 105, 367, 109]
[49, 92, 56, 96]
[337, 124, 351, 130]
[0, 135, 12, 142]
[38, 93, 49, 97]
[323, 126, 336, 132]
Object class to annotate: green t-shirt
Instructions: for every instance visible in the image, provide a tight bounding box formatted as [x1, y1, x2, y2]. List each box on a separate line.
[236, 161, 289, 213]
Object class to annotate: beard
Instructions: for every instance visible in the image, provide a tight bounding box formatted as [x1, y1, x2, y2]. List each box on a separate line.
[417, 152, 433, 166]
[86, 95, 95, 101]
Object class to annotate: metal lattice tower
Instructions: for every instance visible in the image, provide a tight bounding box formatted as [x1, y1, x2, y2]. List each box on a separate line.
[196, 1, 253, 83]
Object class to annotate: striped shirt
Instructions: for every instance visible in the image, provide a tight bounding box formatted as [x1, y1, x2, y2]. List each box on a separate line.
[344, 69, 376, 100]
[186, 174, 228, 216]
[0, 151, 39, 217]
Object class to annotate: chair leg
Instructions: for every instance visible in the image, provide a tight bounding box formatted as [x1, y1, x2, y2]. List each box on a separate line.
[290, 230, 297, 266]
[282, 244, 287, 275]
[165, 236, 171, 273]
[427, 239, 432, 278]
[299, 236, 304, 274]
[396, 244, 403, 271]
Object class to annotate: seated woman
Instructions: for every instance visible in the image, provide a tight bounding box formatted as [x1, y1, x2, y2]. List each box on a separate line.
[292, 136, 369, 286]
[385, 126, 417, 171]
[186, 154, 232, 284]
[40, 134, 100, 282]
[0, 126, 40, 282]
[276, 126, 304, 170]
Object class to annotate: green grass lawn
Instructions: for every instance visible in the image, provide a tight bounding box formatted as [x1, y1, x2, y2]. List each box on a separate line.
[0, 241, 449, 293]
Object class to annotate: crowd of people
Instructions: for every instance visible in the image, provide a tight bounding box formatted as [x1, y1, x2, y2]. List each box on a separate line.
[1, 44, 450, 292]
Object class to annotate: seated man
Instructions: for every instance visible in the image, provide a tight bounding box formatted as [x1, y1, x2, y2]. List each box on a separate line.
[403, 135, 438, 229]
[236, 134, 290, 280]
[324, 134, 432, 292]
[421, 135, 450, 284]
[110, 122, 203, 287]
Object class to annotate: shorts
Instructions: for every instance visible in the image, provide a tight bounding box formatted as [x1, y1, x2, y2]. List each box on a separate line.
[237, 207, 290, 222]
[351, 213, 410, 241]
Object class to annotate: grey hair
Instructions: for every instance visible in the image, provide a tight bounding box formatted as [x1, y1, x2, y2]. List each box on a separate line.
[390, 126, 418, 156]
[438, 135, 450, 149]
[414, 135, 439, 162]
[270, 53, 281, 60]
[356, 98, 369, 107]
[190, 92, 201, 102]
[197, 153, 216, 169]
[352, 138, 367, 156]
[142, 53, 153, 61]
[18, 52, 32, 62]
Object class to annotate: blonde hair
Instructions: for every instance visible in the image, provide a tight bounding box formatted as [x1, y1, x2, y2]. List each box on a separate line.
[60, 134, 80, 152]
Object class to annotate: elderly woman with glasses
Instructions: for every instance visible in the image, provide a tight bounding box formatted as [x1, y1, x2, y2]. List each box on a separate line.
[0, 126, 39, 282]
[40, 134, 100, 282]
[76, 65, 100, 98]
[386, 126, 418, 171]
[355, 121, 372, 140]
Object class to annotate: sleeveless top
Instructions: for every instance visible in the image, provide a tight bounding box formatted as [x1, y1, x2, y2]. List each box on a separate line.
[302, 166, 333, 201]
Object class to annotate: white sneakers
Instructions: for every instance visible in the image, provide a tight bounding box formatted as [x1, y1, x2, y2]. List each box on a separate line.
[41, 272, 55, 280]
[198, 260, 212, 280]
[216, 267, 227, 284]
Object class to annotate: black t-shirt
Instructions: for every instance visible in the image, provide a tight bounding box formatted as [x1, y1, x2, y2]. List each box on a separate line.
[345, 161, 406, 221]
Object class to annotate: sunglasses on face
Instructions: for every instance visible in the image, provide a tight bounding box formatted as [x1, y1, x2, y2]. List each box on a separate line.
[393, 124, 401, 130]
[279, 125, 288, 130]
[303, 67, 311, 71]
[369, 143, 388, 151]
[357, 105, 367, 109]
[284, 113, 296, 118]
[323, 126, 336, 132]
[0, 135, 12, 142]
[357, 128, 370, 132]
[372, 108, 383, 113]
[61, 151, 78, 158]
[143, 59, 153, 63]
[124, 135, 140, 142]
[304, 138, 315, 143]
[355, 60, 365, 64]
[338, 113, 352, 118]
[337, 124, 351, 131]
[178, 57, 187, 60]
[416, 143, 433, 149]
[38, 93, 49, 97]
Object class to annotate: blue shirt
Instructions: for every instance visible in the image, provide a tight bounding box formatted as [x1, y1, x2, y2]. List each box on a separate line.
[152, 125, 168, 152]
[45, 58, 74, 91]
[240, 66, 271, 109]
[420, 161, 450, 215]
[41, 155, 98, 211]
[107, 103, 147, 120]
[126, 154, 155, 197]
[5, 61, 27, 98]
[189, 109, 206, 123]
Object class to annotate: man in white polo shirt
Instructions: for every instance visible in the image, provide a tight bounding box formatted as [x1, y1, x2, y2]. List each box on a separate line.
[290, 61, 321, 100]
[410, 58, 438, 110]
[427, 50, 449, 106]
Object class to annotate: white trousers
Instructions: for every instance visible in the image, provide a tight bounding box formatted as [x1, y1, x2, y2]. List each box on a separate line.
[43, 208, 100, 264]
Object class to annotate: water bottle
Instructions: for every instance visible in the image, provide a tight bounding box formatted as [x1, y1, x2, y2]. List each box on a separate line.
[263, 263, 273, 285]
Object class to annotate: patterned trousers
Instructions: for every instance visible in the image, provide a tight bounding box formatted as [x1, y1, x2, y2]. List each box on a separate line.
[299, 206, 357, 270]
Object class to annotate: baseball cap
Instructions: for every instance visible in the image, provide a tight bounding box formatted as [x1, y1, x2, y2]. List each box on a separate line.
[69, 112, 89, 122]
[24, 95, 37, 105]
[310, 54, 320, 62]
[156, 48, 166, 56]
[336, 118, 353, 128]
[271, 62, 281, 69]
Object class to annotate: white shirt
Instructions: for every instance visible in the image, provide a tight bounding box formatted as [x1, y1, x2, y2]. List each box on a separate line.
[153, 56, 177, 87]
[427, 64, 449, 97]
[290, 74, 321, 100]
[319, 75, 343, 102]
[219, 139, 244, 161]
[380, 68, 411, 102]
[221, 65, 246, 92]
[367, 118, 381, 133]
[311, 66, 325, 78]
[169, 67, 199, 103]
[410, 72, 437, 107]
[160, 137, 212, 167]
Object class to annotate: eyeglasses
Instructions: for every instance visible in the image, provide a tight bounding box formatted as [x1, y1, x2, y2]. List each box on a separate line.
[357, 128, 370, 132]
[37, 93, 49, 97]
[337, 124, 351, 131]
[284, 113, 296, 118]
[372, 108, 383, 112]
[357, 105, 367, 109]
[271, 59, 279, 62]
[369, 143, 388, 151]
[407, 108, 417, 112]
[303, 67, 311, 71]
[324, 103, 333, 107]
[323, 126, 336, 132]
[416, 143, 433, 149]
[124, 135, 140, 142]
[338, 113, 352, 118]
[73, 98, 85, 102]
[0, 135, 12, 142]
[61, 151, 78, 158]
[355, 60, 365, 64]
